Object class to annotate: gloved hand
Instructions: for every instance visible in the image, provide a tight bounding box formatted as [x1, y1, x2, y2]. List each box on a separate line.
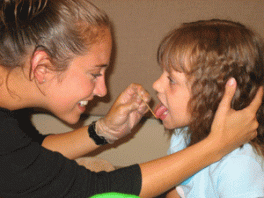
[96, 83, 151, 144]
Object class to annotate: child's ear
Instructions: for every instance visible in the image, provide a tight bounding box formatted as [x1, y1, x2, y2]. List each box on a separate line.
[31, 50, 53, 84]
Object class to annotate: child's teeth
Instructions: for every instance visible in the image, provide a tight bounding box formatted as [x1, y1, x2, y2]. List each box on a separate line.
[79, 101, 88, 107]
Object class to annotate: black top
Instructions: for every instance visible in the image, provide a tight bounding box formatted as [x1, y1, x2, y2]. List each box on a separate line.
[0, 108, 142, 198]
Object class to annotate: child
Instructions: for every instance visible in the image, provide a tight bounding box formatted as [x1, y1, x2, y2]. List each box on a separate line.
[153, 19, 264, 197]
[0, 0, 261, 197]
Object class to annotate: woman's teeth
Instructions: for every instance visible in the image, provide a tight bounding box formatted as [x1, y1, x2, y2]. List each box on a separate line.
[79, 101, 88, 107]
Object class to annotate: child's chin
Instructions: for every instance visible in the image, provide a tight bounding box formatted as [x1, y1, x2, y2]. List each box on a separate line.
[163, 120, 186, 130]
[162, 121, 175, 130]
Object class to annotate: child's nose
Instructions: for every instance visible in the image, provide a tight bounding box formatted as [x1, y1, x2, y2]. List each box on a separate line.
[153, 77, 162, 92]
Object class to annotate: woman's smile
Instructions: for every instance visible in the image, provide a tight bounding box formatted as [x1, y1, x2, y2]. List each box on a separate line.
[78, 100, 89, 112]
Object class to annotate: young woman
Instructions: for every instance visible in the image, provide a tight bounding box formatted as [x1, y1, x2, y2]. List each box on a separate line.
[0, 1, 261, 197]
[152, 19, 264, 198]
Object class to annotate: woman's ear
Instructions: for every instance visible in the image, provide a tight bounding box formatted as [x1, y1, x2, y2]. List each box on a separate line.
[31, 50, 52, 84]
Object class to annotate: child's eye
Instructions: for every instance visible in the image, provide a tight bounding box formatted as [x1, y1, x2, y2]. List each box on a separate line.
[91, 73, 102, 79]
[167, 76, 176, 84]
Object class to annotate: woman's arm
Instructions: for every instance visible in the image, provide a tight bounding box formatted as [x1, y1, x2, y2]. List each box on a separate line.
[42, 125, 100, 160]
[166, 188, 181, 198]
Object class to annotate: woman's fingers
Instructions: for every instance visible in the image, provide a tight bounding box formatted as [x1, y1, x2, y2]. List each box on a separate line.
[217, 78, 237, 113]
[246, 86, 263, 114]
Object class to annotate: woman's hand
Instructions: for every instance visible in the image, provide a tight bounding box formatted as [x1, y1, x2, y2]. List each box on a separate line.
[96, 83, 151, 143]
[208, 78, 263, 157]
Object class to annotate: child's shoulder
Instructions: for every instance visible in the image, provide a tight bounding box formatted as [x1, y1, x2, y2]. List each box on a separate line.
[221, 143, 263, 163]
[210, 143, 264, 176]
[209, 143, 264, 197]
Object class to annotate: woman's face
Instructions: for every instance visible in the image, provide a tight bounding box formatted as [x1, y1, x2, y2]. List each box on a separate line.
[153, 67, 192, 129]
[45, 29, 112, 124]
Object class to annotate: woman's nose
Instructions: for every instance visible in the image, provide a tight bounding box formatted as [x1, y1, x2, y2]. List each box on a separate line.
[94, 77, 107, 97]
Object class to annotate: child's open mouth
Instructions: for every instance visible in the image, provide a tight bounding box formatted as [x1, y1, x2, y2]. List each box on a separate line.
[154, 102, 168, 120]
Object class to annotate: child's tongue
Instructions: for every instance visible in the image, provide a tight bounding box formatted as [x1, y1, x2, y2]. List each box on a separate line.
[154, 102, 168, 120]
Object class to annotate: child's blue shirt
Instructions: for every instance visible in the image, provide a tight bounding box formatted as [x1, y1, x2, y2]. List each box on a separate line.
[168, 128, 264, 198]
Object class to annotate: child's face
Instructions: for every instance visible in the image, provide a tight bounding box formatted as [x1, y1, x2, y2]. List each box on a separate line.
[44, 30, 112, 124]
[153, 67, 192, 129]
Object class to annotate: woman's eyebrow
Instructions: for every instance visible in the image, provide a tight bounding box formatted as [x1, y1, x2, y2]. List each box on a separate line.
[96, 64, 109, 68]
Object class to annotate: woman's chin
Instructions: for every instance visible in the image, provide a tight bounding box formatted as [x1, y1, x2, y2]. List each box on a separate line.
[59, 114, 81, 125]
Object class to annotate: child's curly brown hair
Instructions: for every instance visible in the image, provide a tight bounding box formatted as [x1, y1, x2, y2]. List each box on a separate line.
[157, 19, 264, 156]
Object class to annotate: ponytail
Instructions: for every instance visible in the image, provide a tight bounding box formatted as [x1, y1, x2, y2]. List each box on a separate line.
[0, 0, 110, 71]
[0, 0, 48, 28]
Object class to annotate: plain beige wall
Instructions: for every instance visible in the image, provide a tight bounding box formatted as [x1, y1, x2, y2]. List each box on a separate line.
[32, 0, 264, 166]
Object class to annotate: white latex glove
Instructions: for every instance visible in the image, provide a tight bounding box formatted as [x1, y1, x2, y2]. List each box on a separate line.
[96, 83, 151, 143]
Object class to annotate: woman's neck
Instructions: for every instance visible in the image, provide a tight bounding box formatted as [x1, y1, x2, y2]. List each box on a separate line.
[0, 66, 40, 110]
